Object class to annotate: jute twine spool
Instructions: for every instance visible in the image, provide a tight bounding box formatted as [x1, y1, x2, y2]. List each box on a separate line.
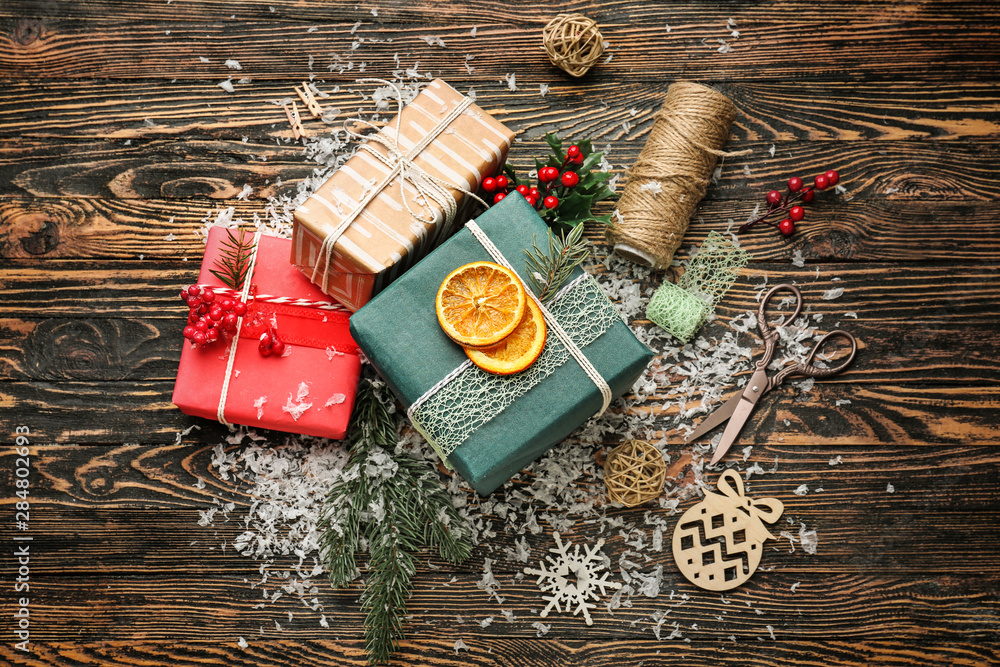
[606, 82, 751, 269]
[604, 439, 667, 507]
[542, 14, 605, 77]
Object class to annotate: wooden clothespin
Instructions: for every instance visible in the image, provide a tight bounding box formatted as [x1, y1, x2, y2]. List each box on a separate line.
[283, 101, 304, 139]
[294, 82, 324, 119]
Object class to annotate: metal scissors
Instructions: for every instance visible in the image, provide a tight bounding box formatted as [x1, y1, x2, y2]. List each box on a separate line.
[686, 283, 858, 465]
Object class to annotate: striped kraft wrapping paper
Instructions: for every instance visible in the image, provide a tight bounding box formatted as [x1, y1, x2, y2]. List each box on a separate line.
[291, 78, 515, 311]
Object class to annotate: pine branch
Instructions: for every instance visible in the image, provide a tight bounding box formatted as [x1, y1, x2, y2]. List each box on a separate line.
[523, 223, 590, 303]
[318, 378, 473, 665]
[208, 227, 255, 290]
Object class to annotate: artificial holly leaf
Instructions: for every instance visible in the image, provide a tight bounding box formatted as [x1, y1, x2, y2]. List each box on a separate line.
[545, 132, 563, 155]
[580, 151, 604, 174]
[557, 192, 596, 223]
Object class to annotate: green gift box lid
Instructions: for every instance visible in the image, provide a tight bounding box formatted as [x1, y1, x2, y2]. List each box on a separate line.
[350, 194, 654, 495]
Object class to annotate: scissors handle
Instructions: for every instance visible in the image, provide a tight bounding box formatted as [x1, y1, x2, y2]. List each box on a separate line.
[755, 283, 803, 370]
[770, 329, 858, 388]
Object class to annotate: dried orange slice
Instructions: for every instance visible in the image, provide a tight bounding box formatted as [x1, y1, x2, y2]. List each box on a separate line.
[465, 297, 547, 375]
[436, 261, 527, 348]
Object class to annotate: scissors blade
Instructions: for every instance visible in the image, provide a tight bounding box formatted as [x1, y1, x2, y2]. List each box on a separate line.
[709, 369, 769, 466]
[685, 390, 743, 442]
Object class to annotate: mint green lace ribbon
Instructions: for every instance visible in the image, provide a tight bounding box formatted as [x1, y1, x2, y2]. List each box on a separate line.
[646, 231, 751, 343]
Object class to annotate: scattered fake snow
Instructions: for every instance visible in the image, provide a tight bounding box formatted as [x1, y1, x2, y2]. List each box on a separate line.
[189, 54, 832, 643]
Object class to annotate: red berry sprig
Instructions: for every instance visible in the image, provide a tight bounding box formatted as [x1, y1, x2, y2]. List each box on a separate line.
[483, 148, 583, 211]
[739, 170, 840, 237]
[481, 133, 615, 230]
[257, 328, 285, 357]
[180, 285, 248, 348]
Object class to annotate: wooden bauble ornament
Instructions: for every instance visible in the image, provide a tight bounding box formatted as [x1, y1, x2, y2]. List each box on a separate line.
[541, 14, 605, 78]
[672, 470, 784, 591]
[604, 439, 667, 507]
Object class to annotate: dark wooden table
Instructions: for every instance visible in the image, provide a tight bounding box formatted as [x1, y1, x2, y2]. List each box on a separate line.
[2, 1, 999, 665]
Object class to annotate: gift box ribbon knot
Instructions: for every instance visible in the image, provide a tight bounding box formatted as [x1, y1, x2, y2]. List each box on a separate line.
[214, 232, 357, 426]
[407, 220, 625, 462]
[312, 78, 490, 295]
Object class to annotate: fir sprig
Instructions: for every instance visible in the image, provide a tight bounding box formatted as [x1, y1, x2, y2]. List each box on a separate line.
[524, 223, 591, 303]
[209, 227, 255, 290]
[319, 378, 472, 666]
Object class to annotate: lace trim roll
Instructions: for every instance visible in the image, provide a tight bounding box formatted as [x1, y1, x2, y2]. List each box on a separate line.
[646, 231, 751, 343]
[408, 272, 621, 461]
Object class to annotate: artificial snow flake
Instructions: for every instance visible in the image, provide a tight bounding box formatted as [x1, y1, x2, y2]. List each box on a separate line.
[282, 393, 313, 421]
[218, 79, 235, 93]
[503, 72, 516, 92]
[523, 532, 621, 626]
[640, 182, 663, 196]
[225, 59, 242, 70]
[420, 35, 446, 47]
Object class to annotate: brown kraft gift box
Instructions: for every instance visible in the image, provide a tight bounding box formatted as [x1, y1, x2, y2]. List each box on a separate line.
[291, 78, 515, 311]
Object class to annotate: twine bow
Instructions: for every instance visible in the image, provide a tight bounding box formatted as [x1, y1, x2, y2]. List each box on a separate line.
[715, 469, 784, 535]
[312, 79, 489, 292]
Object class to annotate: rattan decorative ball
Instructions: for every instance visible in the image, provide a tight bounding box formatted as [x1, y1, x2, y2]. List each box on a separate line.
[542, 13, 605, 78]
[604, 440, 667, 507]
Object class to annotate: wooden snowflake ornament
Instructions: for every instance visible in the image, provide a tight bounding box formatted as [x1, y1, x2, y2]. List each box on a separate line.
[524, 532, 620, 625]
[672, 470, 784, 591]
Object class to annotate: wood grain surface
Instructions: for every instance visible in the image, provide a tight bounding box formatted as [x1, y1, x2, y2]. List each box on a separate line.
[1, 0, 998, 665]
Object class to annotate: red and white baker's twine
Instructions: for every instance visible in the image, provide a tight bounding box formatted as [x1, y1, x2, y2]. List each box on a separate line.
[193, 285, 350, 313]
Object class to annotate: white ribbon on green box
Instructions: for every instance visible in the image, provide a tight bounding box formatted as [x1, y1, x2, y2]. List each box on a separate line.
[407, 221, 624, 463]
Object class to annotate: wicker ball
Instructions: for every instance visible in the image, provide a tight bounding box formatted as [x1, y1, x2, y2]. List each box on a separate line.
[542, 13, 605, 78]
[604, 440, 667, 507]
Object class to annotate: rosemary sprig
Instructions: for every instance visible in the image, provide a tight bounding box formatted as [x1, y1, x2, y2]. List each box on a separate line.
[523, 223, 591, 303]
[319, 378, 472, 666]
[209, 227, 255, 290]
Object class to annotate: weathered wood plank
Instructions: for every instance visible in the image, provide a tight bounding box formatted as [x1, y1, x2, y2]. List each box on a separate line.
[3, 303, 999, 384]
[1, 262, 994, 320]
[3, 0, 997, 25]
[11, 442, 1000, 508]
[0, 15, 998, 82]
[1, 79, 997, 142]
[7, 442, 1000, 575]
[2, 380, 998, 447]
[2, 138, 997, 202]
[4, 573, 998, 641]
[2, 639, 998, 667]
[3, 196, 998, 263]
[0, 640, 1000, 667]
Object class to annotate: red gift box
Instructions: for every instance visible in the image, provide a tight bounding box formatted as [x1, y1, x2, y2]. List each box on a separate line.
[172, 227, 361, 439]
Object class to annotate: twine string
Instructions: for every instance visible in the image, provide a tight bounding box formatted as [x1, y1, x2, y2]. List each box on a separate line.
[217, 231, 263, 426]
[607, 81, 751, 269]
[311, 78, 488, 292]
[541, 13, 605, 77]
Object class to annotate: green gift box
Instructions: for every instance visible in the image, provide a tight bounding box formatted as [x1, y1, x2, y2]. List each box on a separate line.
[350, 194, 654, 495]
